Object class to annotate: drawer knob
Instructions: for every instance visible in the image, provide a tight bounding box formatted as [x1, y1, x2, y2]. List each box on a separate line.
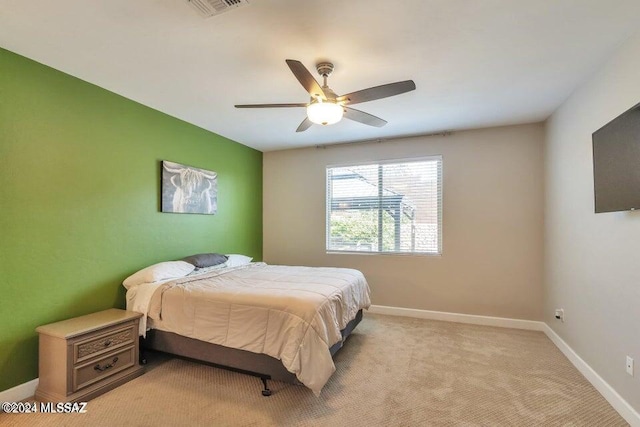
[94, 357, 119, 372]
[104, 340, 112, 347]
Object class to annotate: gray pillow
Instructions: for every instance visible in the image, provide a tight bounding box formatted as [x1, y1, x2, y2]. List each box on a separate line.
[181, 253, 228, 268]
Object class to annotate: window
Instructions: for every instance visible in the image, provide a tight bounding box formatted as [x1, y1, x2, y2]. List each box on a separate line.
[326, 157, 442, 255]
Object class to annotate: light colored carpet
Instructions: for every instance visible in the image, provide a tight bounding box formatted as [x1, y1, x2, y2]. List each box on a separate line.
[1, 313, 627, 426]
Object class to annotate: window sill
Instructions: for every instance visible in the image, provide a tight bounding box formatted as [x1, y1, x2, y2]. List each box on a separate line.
[326, 250, 442, 257]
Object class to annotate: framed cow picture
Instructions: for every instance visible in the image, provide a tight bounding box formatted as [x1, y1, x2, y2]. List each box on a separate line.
[161, 161, 218, 215]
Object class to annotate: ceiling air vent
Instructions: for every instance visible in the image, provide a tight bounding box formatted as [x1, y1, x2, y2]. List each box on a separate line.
[187, 0, 249, 18]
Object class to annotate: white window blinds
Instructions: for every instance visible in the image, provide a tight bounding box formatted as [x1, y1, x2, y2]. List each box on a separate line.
[326, 157, 442, 254]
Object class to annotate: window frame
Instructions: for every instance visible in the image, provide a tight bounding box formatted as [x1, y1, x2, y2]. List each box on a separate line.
[325, 156, 443, 256]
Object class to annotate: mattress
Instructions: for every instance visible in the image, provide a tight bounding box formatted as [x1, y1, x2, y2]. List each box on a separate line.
[127, 263, 371, 394]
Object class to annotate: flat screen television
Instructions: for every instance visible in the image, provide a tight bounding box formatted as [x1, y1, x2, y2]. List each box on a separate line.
[592, 102, 640, 213]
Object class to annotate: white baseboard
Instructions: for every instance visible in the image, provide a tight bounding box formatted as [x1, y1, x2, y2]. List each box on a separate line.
[368, 304, 545, 331]
[368, 304, 639, 426]
[0, 378, 38, 403]
[543, 324, 640, 427]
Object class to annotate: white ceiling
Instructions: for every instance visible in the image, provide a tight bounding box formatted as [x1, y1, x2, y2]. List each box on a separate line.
[1, 1, 639, 152]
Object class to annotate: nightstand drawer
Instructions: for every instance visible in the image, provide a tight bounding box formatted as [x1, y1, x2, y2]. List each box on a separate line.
[74, 324, 136, 364]
[73, 346, 135, 392]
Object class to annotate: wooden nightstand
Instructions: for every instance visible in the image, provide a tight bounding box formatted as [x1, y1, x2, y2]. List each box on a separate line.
[35, 309, 144, 403]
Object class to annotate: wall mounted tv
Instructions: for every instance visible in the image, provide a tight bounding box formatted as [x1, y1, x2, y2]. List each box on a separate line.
[592, 101, 640, 213]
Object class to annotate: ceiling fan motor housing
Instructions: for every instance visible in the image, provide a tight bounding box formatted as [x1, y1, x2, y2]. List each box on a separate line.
[312, 87, 338, 103]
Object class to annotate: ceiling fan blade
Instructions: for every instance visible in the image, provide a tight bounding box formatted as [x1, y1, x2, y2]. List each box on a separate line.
[286, 59, 327, 100]
[235, 103, 307, 108]
[296, 117, 313, 132]
[343, 107, 387, 127]
[337, 80, 416, 105]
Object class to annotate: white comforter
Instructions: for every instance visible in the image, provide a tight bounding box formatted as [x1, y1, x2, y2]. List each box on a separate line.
[126, 263, 371, 394]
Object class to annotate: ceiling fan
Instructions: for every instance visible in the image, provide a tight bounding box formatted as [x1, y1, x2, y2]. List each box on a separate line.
[235, 59, 416, 132]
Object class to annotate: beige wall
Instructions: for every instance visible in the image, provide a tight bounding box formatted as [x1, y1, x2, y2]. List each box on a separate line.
[544, 32, 640, 411]
[264, 124, 544, 320]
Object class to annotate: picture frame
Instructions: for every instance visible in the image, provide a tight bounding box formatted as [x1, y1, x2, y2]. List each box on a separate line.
[161, 161, 218, 215]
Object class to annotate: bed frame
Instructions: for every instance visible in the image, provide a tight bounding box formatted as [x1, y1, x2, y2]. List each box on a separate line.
[140, 309, 363, 396]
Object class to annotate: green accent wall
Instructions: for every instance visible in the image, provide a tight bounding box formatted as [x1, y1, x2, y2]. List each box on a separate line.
[0, 48, 263, 391]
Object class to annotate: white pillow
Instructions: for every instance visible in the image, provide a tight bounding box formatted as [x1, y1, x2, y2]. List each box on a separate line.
[225, 254, 253, 268]
[122, 261, 195, 289]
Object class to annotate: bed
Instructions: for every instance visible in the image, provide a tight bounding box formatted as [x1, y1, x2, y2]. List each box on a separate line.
[125, 258, 371, 396]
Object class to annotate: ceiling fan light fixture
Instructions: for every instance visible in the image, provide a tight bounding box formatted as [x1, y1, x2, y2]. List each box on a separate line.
[306, 101, 343, 125]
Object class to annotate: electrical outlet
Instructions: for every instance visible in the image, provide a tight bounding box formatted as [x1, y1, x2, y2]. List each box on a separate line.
[626, 356, 634, 376]
[554, 308, 564, 322]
